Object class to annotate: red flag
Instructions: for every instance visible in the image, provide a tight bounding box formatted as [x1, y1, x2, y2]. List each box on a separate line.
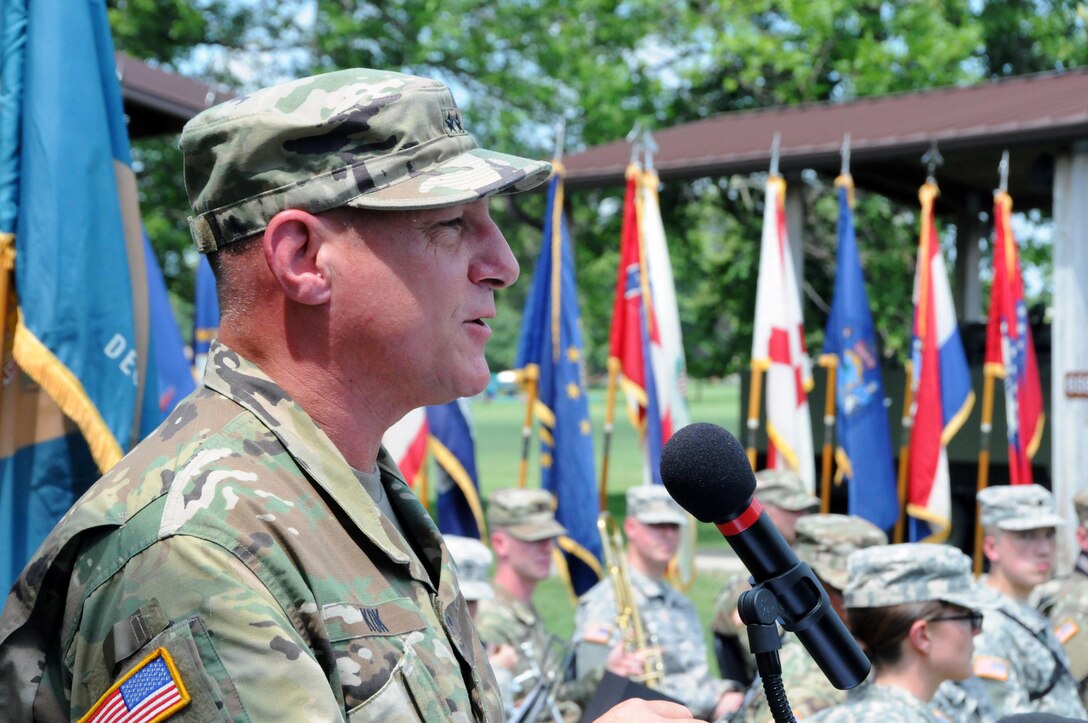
[984, 192, 1044, 485]
[609, 165, 665, 483]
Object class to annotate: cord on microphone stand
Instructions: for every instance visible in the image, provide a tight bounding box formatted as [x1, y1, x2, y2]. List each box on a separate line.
[738, 586, 796, 723]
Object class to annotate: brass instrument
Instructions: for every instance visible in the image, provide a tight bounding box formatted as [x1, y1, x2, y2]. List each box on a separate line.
[596, 511, 665, 688]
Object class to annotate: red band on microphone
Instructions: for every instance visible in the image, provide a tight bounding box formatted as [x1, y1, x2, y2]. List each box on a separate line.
[716, 498, 763, 536]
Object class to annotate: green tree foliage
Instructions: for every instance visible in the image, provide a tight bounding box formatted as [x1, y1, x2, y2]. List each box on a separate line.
[111, 0, 1082, 375]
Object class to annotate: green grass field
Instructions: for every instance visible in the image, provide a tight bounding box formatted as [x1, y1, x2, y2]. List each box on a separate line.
[435, 379, 742, 660]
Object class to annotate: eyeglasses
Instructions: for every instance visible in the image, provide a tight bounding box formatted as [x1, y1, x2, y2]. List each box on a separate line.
[926, 610, 984, 632]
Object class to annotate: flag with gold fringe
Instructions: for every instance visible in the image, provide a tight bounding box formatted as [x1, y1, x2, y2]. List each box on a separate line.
[515, 166, 602, 596]
[0, 0, 161, 586]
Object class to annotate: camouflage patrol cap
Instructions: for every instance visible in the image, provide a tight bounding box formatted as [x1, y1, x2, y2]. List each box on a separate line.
[978, 484, 1067, 531]
[487, 488, 566, 542]
[444, 534, 494, 602]
[1074, 489, 1088, 528]
[180, 68, 552, 253]
[755, 469, 819, 512]
[844, 543, 979, 609]
[794, 514, 887, 590]
[626, 485, 687, 525]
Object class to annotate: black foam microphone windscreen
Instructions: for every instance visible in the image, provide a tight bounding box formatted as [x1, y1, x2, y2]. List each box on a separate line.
[659, 422, 755, 523]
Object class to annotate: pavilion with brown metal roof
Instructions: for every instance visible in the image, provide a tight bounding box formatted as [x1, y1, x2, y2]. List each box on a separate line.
[563, 68, 1088, 556]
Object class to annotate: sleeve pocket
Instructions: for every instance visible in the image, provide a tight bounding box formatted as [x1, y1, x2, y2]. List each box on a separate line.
[91, 617, 249, 722]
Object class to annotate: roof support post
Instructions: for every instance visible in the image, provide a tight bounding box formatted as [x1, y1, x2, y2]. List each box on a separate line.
[1052, 142, 1088, 573]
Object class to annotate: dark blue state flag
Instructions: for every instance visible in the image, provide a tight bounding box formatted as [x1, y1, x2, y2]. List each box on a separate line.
[821, 177, 898, 531]
[427, 400, 486, 539]
[193, 254, 219, 378]
[0, 0, 161, 586]
[515, 169, 602, 595]
[144, 232, 195, 418]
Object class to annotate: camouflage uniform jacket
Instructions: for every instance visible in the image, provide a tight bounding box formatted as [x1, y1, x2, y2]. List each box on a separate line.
[734, 633, 844, 721]
[475, 583, 553, 679]
[807, 682, 943, 723]
[0, 341, 502, 722]
[942, 584, 1086, 721]
[1045, 552, 1088, 711]
[573, 566, 736, 719]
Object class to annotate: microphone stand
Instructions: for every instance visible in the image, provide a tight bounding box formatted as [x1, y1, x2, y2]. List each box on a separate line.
[737, 586, 796, 723]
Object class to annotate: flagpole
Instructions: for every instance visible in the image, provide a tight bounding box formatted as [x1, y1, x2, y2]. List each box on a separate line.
[894, 361, 914, 543]
[818, 357, 836, 513]
[975, 153, 1010, 573]
[745, 363, 764, 470]
[974, 369, 997, 574]
[0, 235, 13, 365]
[517, 367, 538, 489]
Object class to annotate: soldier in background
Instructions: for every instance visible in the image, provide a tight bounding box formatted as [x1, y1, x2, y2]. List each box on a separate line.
[574, 486, 745, 721]
[809, 544, 985, 723]
[711, 469, 819, 684]
[734, 513, 887, 722]
[935, 484, 1086, 721]
[474, 488, 593, 720]
[1040, 489, 1088, 710]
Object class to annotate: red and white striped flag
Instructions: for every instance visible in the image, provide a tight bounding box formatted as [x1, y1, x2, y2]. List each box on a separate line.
[751, 176, 815, 490]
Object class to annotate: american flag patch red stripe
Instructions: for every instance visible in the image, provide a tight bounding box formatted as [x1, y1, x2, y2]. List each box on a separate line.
[79, 647, 190, 723]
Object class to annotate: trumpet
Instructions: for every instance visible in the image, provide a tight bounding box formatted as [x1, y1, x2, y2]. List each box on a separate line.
[596, 511, 665, 688]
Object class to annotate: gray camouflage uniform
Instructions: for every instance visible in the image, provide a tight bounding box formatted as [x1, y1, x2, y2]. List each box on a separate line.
[934, 485, 1086, 722]
[735, 514, 886, 722]
[574, 486, 737, 719]
[1042, 489, 1088, 711]
[0, 67, 552, 722]
[808, 683, 944, 723]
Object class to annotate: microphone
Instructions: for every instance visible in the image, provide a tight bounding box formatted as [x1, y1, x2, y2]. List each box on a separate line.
[660, 422, 870, 690]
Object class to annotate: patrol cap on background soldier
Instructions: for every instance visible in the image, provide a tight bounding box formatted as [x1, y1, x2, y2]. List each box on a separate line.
[712, 469, 818, 684]
[488, 488, 567, 541]
[753, 469, 820, 545]
[444, 534, 495, 616]
[736, 514, 886, 722]
[626, 484, 689, 526]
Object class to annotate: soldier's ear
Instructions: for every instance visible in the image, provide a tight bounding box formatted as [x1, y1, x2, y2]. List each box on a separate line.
[263, 209, 333, 306]
[908, 618, 932, 656]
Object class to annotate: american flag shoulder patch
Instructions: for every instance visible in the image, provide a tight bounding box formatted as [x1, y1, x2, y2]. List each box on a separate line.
[973, 654, 1010, 681]
[1054, 618, 1080, 645]
[583, 622, 612, 645]
[79, 646, 190, 723]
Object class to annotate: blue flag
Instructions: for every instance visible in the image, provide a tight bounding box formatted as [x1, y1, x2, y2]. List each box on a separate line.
[145, 233, 196, 418]
[193, 254, 219, 378]
[515, 171, 602, 596]
[0, 0, 161, 585]
[821, 178, 898, 531]
[426, 400, 486, 539]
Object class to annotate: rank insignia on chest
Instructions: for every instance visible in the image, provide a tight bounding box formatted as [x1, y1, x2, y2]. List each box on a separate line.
[1055, 618, 1080, 645]
[79, 647, 190, 723]
[973, 654, 1010, 681]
